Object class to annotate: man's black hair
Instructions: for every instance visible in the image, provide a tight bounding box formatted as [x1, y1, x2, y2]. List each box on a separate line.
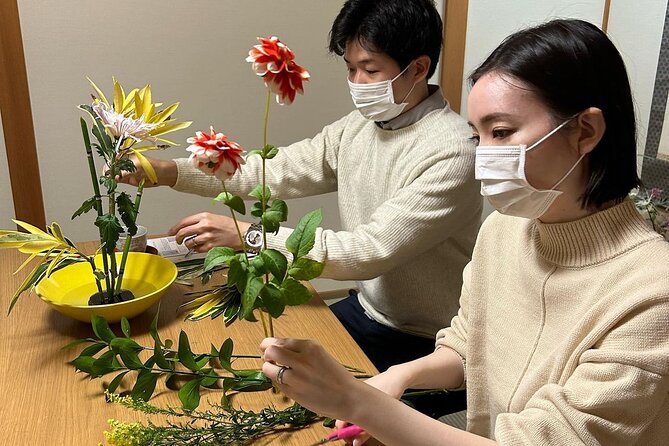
[329, 0, 443, 79]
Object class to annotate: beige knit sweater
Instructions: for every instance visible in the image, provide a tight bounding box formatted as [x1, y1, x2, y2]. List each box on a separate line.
[173, 107, 481, 337]
[436, 200, 669, 445]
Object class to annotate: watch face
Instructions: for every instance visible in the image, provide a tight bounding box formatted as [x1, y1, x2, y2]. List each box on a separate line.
[245, 229, 263, 248]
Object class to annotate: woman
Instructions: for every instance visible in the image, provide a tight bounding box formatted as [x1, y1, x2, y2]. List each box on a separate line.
[261, 19, 669, 445]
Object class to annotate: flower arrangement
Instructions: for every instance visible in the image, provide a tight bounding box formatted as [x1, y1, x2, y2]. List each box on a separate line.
[631, 187, 669, 240]
[0, 78, 190, 310]
[62, 36, 352, 445]
[178, 36, 323, 338]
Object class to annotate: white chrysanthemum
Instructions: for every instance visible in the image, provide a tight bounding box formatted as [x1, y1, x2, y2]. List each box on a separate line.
[93, 103, 158, 143]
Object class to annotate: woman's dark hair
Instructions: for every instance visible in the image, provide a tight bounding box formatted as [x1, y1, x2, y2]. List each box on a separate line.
[328, 0, 443, 79]
[470, 19, 640, 209]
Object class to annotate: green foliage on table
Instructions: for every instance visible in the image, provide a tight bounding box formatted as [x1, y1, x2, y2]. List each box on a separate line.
[65, 313, 273, 411]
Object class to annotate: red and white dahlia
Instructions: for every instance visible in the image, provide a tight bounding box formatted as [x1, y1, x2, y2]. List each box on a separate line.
[246, 36, 310, 105]
[186, 127, 246, 180]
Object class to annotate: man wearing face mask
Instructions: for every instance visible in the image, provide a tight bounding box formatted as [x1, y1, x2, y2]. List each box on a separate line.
[119, 0, 481, 381]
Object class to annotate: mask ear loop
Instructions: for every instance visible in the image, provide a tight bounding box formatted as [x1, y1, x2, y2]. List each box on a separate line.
[545, 113, 587, 190]
[391, 62, 417, 105]
[550, 152, 587, 190]
[526, 116, 576, 151]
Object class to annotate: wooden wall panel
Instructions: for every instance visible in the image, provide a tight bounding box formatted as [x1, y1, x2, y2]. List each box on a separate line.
[441, 0, 469, 114]
[0, 0, 46, 230]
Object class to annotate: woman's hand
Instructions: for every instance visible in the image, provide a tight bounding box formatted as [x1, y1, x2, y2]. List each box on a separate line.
[335, 367, 410, 445]
[168, 213, 250, 253]
[260, 337, 363, 421]
[114, 155, 178, 187]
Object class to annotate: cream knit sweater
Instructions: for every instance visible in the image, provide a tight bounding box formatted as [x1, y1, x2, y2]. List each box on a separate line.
[173, 107, 481, 337]
[436, 200, 669, 445]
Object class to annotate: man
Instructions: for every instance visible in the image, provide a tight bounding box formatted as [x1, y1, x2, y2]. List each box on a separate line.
[121, 0, 481, 375]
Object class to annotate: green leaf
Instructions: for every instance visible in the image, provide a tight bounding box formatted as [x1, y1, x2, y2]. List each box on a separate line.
[204, 247, 235, 272]
[285, 208, 322, 260]
[95, 214, 123, 255]
[92, 314, 117, 343]
[91, 350, 119, 377]
[250, 255, 268, 276]
[117, 158, 136, 173]
[100, 175, 117, 194]
[241, 276, 263, 321]
[201, 369, 220, 388]
[230, 374, 273, 392]
[250, 202, 263, 218]
[70, 355, 96, 374]
[287, 257, 325, 281]
[110, 338, 144, 370]
[247, 149, 262, 158]
[227, 257, 248, 291]
[61, 338, 98, 350]
[149, 310, 162, 348]
[120, 317, 131, 338]
[262, 199, 288, 233]
[261, 144, 279, 160]
[106, 371, 129, 395]
[153, 340, 172, 370]
[213, 192, 246, 215]
[218, 338, 234, 372]
[249, 185, 271, 202]
[71, 197, 98, 220]
[110, 337, 143, 352]
[179, 378, 203, 410]
[80, 343, 107, 358]
[116, 192, 137, 236]
[132, 369, 159, 402]
[82, 106, 114, 159]
[260, 282, 285, 318]
[178, 331, 201, 372]
[280, 278, 313, 306]
[260, 249, 288, 282]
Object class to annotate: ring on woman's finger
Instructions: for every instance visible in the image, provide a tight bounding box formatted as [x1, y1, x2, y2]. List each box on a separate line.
[276, 365, 290, 385]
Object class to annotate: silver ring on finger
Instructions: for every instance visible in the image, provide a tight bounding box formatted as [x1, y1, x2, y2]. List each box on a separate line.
[276, 365, 290, 385]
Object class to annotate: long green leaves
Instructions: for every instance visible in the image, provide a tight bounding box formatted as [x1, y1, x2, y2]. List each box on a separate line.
[68, 314, 273, 409]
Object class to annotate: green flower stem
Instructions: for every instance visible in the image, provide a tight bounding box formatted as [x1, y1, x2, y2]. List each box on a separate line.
[88, 340, 367, 373]
[114, 179, 145, 295]
[262, 89, 274, 338]
[220, 181, 249, 263]
[108, 188, 118, 300]
[80, 118, 109, 295]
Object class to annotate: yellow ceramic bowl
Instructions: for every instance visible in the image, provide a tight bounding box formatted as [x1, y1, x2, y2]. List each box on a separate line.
[35, 252, 177, 323]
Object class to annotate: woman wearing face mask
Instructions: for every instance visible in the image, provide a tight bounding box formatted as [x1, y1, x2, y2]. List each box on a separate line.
[260, 19, 669, 445]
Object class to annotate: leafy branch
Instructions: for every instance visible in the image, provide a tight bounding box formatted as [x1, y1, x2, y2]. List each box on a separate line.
[101, 393, 320, 446]
[67, 314, 369, 411]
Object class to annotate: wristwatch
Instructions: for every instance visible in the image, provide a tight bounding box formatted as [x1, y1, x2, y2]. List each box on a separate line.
[244, 223, 264, 255]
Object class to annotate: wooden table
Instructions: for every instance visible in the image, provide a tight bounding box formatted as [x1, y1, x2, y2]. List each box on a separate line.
[0, 243, 378, 445]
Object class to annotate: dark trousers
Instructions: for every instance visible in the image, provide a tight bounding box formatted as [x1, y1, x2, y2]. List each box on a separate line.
[330, 291, 466, 418]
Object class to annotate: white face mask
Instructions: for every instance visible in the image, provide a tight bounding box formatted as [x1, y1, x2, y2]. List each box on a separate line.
[347, 64, 416, 122]
[475, 117, 585, 219]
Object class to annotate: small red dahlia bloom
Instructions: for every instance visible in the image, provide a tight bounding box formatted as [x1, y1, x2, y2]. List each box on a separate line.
[246, 36, 310, 105]
[186, 127, 246, 180]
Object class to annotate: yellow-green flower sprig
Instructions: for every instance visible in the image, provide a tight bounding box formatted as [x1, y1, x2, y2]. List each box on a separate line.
[102, 392, 320, 446]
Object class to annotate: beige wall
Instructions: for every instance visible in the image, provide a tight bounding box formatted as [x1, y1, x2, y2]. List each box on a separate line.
[16, 0, 355, 291]
[0, 110, 13, 224]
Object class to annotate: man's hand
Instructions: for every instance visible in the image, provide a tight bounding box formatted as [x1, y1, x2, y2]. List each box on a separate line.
[169, 212, 251, 252]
